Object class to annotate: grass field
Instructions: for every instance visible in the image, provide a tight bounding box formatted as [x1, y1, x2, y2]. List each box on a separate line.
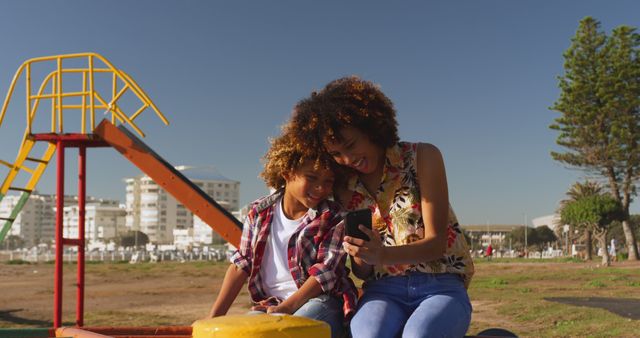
[468, 259, 640, 337]
[1, 259, 639, 337]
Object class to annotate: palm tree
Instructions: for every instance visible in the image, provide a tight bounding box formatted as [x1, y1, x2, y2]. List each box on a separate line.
[560, 194, 623, 267]
[558, 180, 604, 260]
[563, 180, 604, 203]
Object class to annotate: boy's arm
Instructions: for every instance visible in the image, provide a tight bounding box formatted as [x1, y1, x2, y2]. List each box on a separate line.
[266, 277, 322, 314]
[208, 208, 256, 318]
[208, 264, 249, 318]
[349, 255, 374, 279]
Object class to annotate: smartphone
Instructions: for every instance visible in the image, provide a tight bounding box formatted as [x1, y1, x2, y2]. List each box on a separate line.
[345, 208, 373, 241]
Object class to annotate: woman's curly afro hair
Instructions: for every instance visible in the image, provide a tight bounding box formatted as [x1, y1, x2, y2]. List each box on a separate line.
[290, 76, 399, 151]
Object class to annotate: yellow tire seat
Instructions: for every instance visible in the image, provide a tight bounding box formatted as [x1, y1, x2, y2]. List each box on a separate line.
[192, 314, 329, 338]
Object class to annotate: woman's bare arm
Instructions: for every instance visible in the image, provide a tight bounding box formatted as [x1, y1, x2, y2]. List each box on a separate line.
[343, 143, 449, 265]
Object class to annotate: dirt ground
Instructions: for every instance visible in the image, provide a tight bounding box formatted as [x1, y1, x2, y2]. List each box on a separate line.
[1, 260, 639, 334]
[0, 262, 247, 328]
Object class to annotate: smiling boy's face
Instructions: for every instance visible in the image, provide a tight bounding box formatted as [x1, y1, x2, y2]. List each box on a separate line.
[282, 162, 335, 219]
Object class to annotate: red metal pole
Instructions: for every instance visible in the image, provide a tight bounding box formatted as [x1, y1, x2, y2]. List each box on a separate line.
[77, 146, 86, 327]
[54, 141, 65, 328]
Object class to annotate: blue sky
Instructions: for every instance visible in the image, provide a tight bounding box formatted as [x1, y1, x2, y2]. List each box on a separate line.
[1, 1, 639, 225]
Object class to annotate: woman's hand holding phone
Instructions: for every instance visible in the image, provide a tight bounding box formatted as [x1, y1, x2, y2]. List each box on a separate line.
[344, 226, 385, 265]
[343, 209, 385, 265]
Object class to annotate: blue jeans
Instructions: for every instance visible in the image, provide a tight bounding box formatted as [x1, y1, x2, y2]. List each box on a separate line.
[350, 273, 471, 338]
[294, 294, 345, 338]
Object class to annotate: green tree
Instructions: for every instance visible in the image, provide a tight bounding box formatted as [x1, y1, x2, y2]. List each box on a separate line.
[609, 214, 640, 252]
[505, 226, 556, 252]
[558, 180, 605, 259]
[505, 227, 525, 251]
[535, 226, 558, 250]
[550, 17, 640, 260]
[560, 194, 624, 266]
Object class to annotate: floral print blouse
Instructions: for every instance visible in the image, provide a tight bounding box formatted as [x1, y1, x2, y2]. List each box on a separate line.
[345, 142, 474, 288]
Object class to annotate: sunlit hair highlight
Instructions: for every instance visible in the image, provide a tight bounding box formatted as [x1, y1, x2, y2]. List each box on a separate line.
[260, 125, 337, 189]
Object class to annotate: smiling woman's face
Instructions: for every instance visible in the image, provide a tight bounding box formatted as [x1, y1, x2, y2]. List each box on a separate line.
[324, 127, 384, 175]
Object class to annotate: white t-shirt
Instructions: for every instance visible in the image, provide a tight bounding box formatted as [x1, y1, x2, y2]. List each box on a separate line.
[260, 197, 303, 299]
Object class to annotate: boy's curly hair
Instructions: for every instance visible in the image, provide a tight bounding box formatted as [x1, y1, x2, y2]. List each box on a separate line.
[290, 76, 399, 150]
[260, 125, 337, 189]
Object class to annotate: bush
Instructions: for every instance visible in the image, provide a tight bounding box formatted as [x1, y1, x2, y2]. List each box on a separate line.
[6, 259, 29, 265]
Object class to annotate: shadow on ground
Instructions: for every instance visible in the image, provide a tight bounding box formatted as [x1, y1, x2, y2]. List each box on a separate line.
[545, 297, 640, 320]
[0, 309, 51, 326]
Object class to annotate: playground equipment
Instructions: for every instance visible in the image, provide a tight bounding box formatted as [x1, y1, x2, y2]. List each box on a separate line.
[0, 53, 170, 245]
[0, 316, 332, 338]
[0, 53, 242, 333]
[192, 315, 330, 338]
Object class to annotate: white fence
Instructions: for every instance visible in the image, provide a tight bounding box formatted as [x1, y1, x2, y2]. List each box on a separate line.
[471, 248, 566, 259]
[0, 247, 231, 263]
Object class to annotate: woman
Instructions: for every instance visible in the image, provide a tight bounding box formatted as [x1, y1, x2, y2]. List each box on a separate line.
[290, 76, 474, 338]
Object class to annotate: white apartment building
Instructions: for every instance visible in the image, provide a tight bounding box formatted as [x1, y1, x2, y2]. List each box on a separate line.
[0, 193, 77, 247]
[462, 224, 525, 249]
[232, 203, 251, 224]
[174, 217, 226, 250]
[62, 200, 126, 243]
[173, 228, 195, 250]
[187, 215, 227, 246]
[126, 166, 240, 244]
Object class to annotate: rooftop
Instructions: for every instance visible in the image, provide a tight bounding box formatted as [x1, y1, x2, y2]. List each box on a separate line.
[128, 166, 237, 183]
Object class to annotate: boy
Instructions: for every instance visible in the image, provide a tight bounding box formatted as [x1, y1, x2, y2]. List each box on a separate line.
[207, 128, 356, 338]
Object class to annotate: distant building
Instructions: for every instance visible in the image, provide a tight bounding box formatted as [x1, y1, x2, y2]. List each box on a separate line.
[531, 214, 562, 232]
[190, 215, 227, 246]
[173, 228, 195, 250]
[460, 224, 525, 249]
[232, 204, 251, 224]
[0, 193, 76, 247]
[125, 166, 240, 244]
[63, 200, 126, 243]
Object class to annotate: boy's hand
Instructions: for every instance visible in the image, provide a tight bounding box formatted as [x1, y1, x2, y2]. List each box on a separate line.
[250, 304, 268, 312]
[343, 225, 385, 265]
[266, 303, 294, 314]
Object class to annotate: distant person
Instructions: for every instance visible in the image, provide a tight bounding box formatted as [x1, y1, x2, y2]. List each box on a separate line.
[290, 76, 474, 338]
[206, 128, 357, 338]
[486, 244, 493, 260]
[609, 238, 617, 262]
[597, 245, 604, 257]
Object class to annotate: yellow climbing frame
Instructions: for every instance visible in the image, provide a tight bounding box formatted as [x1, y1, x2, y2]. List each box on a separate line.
[0, 53, 169, 242]
[0, 52, 169, 137]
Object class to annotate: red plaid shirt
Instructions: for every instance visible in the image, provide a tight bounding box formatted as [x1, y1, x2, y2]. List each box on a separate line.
[231, 190, 358, 319]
